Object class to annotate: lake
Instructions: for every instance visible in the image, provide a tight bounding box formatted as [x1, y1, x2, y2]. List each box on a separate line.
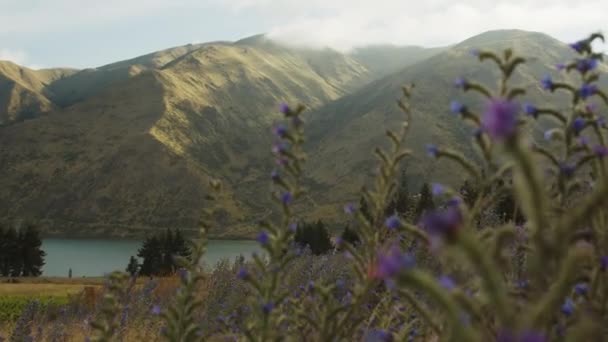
[41, 239, 260, 277]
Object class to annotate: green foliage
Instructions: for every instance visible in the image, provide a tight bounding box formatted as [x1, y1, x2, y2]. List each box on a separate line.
[294, 220, 332, 255]
[125, 256, 139, 276]
[0, 296, 68, 322]
[137, 229, 191, 276]
[0, 223, 45, 277]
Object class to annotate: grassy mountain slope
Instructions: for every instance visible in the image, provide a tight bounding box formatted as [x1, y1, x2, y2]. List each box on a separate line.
[303, 30, 601, 220]
[0, 36, 377, 237]
[349, 45, 447, 78]
[0, 61, 78, 124]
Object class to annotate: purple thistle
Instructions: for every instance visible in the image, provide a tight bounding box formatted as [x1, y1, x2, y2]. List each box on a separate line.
[257, 230, 270, 245]
[385, 214, 401, 230]
[561, 298, 575, 316]
[426, 144, 439, 158]
[454, 77, 467, 89]
[279, 103, 290, 115]
[236, 268, 250, 280]
[559, 163, 576, 178]
[438, 275, 456, 291]
[446, 196, 462, 207]
[540, 75, 553, 90]
[572, 117, 586, 134]
[272, 124, 288, 138]
[419, 206, 463, 240]
[601, 255, 608, 271]
[579, 84, 597, 99]
[280, 191, 293, 205]
[593, 145, 608, 158]
[576, 58, 598, 73]
[270, 169, 280, 181]
[151, 305, 162, 315]
[272, 142, 288, 155]
[481, 98, 519, 140]
[574, 283, 588, 295]
[364, 329, 393, 342]
[569, 40, 585, 53]
[431, 183, 444, 196]
[523, 102, 538, 117]
[369, 245, 415, 280]
[344, 203, 356, 215]
[262, 301, 274, 315]
[450, 100, 466, 114]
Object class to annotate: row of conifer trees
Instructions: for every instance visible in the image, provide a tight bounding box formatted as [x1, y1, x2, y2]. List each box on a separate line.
[0, 224, 46, 277]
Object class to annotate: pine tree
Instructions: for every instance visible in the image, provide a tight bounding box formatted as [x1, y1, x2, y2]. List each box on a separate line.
[294, 220, 332, 255]
[126, 256, 139, 276]
[340, 225, 360, 247]
[138, 235, 162, 276]
[20, 224, 46, 277]
[459, 180, 479, 207]
[161, 229, 175, 276]
[5, 227, 22, 277]
[414, 183, 435, 221]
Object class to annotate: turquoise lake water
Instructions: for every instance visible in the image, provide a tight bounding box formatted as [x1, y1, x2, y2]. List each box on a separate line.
[41, 239, 260, 277]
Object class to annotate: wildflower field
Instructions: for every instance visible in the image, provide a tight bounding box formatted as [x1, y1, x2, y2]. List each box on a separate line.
[2, 33, 608, 341]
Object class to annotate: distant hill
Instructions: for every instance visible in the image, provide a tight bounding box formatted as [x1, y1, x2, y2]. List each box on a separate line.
[0, 30, 597, 237]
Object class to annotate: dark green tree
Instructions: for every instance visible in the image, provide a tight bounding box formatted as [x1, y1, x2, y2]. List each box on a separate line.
[294, 220, 332, 255]
[20, 224, 46, 277]
[126, 256, 139, 276]
[340, 225, 360, 247]
[138, 235, 162, 276]
[414, 182, 435, 221]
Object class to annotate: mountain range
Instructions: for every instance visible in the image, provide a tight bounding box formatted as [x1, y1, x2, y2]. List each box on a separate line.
[0, 29, 601, 238]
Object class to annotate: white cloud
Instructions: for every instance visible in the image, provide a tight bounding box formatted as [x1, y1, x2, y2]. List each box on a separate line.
[213, 0, 608, 51]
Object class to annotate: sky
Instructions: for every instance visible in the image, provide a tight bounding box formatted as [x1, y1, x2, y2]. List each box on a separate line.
[1, 0, 607, 69]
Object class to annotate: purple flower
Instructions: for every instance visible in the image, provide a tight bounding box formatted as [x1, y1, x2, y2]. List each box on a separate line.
[438, 275, 456, 290]
[574, 283, 588, 295]
[273, 124, 288, 138]
[559, 163, 576, 178]
[364, 329, 393, 342]
[280, 191, 293, 205]
[541, 75, 553, 90]
[523, 103, 538, 117]
[262, 301, 274, 315]
[279, 103, 290, 115]
[450, 100, 465, 114]
[151, 305, 162, 315]
[178, 268, 189, 282]
[580, 84, 597, 99]
[576, 58, 598, 73]
[481, 98, 519, 140]
[288, 222, 298, 232]
[498, 330, 547, 342]
[454, 77, 467, 89]
[272, 142, 289, 155]
[385, 214, 401, 230]
[572, 117, 586, 134]
[431, 183, 444, 196]
[426, 144, 438, 158]
[578, 136, 590, 146]
[271, 170, 280, 181]
[369, 245, 415, 280]
[561, 298, 575, 316]
[446, 196, 462, 207]
[344, 203, 356, 215]
[569, 40, 585, 53]
[593, 145, 608, 158]
[601, 255, 608, 271]
[237, 268, 250, 280]
[555, 63, 566, 71]
[257, 230, 270, 245]
[419, 206, 463, 241]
